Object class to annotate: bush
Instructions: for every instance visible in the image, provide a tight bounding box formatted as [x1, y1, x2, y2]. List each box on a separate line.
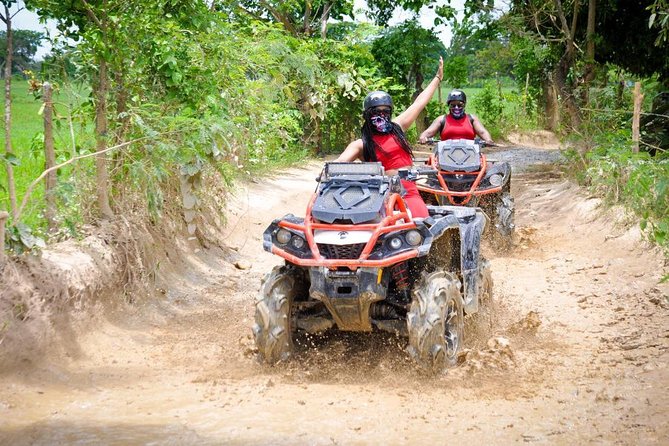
[568, 131, 669, 265]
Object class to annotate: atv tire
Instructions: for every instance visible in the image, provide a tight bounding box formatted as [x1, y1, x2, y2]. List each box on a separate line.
[482, 190, 515, 253]
[477, 259, 495, 332]
[496, 190, 515, 238]
[407, 270, 464, 370]
[479, 259, 493, 310]
[253, 265, 301, 364]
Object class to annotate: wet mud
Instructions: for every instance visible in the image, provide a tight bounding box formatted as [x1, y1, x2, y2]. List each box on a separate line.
[1, 144, 668, 445]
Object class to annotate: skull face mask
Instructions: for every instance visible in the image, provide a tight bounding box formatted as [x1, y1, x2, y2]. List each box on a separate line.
[368, 107, 392, 133]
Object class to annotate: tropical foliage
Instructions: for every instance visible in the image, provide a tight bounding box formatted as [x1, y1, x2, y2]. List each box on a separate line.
[0, 0, 667, 261]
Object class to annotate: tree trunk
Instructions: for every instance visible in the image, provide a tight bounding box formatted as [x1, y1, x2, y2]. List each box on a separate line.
[111, 69, 129, 184]
[2, 5, 17, 221]
[0, 210, 8, 262]
[320, 2, 333, 38]
[95, 57, 114, 219]
[543, 76, 560, 131]
[554, 56, 581, 129]
[43, 82, 57, 232]
[632, 82, 643, 153]
[552, 0, 582, 129]
[303, 0, 311, 35]
[581, 0, 597, 106]
[114, 70, 130, 143]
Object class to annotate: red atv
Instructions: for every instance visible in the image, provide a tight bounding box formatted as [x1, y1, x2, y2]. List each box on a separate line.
[415, 138, 514, 248]
[254, 162, 492, 371]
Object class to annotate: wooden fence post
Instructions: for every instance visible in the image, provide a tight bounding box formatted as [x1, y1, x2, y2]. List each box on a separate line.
[0, 210, 8, 262]
[632, 81, 643, 153]
[521, 72, 530, 126]
[43, 82, 57, 232]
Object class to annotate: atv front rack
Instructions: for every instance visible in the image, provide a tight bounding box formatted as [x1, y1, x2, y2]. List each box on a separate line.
[416, 139, 510, 205]
[264, 191, 430, 270]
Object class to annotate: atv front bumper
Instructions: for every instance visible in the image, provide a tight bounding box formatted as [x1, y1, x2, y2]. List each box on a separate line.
[308, 266, 388, 331]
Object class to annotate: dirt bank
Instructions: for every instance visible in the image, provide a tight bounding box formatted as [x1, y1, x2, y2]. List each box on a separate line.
[0, 146, 667, 445]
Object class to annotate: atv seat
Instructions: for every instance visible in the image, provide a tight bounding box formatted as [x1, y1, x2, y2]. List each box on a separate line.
[436, 139, 482, 172]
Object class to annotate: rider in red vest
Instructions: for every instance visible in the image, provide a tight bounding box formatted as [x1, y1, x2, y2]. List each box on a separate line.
[418, 89, 493, 144]
[335, 58, 444, 219]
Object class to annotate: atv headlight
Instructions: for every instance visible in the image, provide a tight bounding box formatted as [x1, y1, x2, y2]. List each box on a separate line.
[405, 230, 422, 246]
[291, 235, 305, 250]
[276, 228, 292, 244]
[388, 237, 403, 250]
[489, 173, 503, 187]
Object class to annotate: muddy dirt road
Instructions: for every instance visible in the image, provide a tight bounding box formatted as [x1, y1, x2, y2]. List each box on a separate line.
[1, 145, 668, 445]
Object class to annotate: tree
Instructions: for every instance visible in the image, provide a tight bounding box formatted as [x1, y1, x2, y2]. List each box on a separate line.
[595, 0, 669, 84]
[448, 18, 489, 57]
[443, 55, 468, 87]
[0, 0, 24, 221]
[444, 16, 515, 84]
[648, 0, 669, 45]
[365, 0, 456, 27]
[506, 0, 587, 129]
[553, 0, 582, 128]
[371, 20, 445, 132]
[25, 0, 219, 220]
[217, 0, 460, 38]
[506, 0, 669, 132]
[0, 29, 42, 75]
[215, 0, 354, 38]
[26, 0, 129, 220]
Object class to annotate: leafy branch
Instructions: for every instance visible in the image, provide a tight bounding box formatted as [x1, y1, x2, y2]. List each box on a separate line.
[15, 134, 177, 222]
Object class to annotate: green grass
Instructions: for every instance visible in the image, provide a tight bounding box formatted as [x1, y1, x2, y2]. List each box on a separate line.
[0, 79, 45, 225]
[0, 78, 93, 230]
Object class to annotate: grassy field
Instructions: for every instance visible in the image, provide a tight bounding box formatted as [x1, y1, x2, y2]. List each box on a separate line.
[0, 78, 93, 229]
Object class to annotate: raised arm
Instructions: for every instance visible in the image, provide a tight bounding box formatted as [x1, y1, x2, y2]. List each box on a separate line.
[335, 138, 364, 162]
[419, 115, 445, 143]
[394, 57, 444, 132]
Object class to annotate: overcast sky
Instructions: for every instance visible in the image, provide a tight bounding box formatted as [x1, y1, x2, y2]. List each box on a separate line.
[9, 0, 475, 60]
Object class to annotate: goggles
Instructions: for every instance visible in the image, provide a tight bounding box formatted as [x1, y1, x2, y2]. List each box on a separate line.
[370, 107, 392, 117]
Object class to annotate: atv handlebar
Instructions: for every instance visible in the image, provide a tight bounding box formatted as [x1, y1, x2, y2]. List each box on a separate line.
[315, 162, 435, 184]
[423, 137, 499, 148]
[397, 165, 435, 182]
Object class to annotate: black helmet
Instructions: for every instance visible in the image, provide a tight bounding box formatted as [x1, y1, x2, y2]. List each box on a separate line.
[363, 91, 393, 112]
[447, 89, 466, 104]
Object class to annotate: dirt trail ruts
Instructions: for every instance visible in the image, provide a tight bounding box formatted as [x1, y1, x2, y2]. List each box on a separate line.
[1, 147, 668, 445]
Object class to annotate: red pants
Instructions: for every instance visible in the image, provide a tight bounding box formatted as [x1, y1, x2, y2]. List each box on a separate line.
[401, 180, 429, 218]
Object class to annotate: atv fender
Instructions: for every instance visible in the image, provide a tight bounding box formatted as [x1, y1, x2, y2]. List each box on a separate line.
[425, 206, 487, 314]
[484, 161, 512, 188]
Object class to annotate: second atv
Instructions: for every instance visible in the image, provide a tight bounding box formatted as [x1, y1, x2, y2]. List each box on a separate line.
[415, 138, 515, 248]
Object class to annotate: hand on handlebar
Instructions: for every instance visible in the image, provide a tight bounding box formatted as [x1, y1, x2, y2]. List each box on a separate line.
[473, 136, 498, 147]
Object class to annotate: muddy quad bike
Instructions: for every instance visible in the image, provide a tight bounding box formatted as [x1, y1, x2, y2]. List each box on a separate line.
[415, 138, 514, 249]
[253, 162, 492, 371]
